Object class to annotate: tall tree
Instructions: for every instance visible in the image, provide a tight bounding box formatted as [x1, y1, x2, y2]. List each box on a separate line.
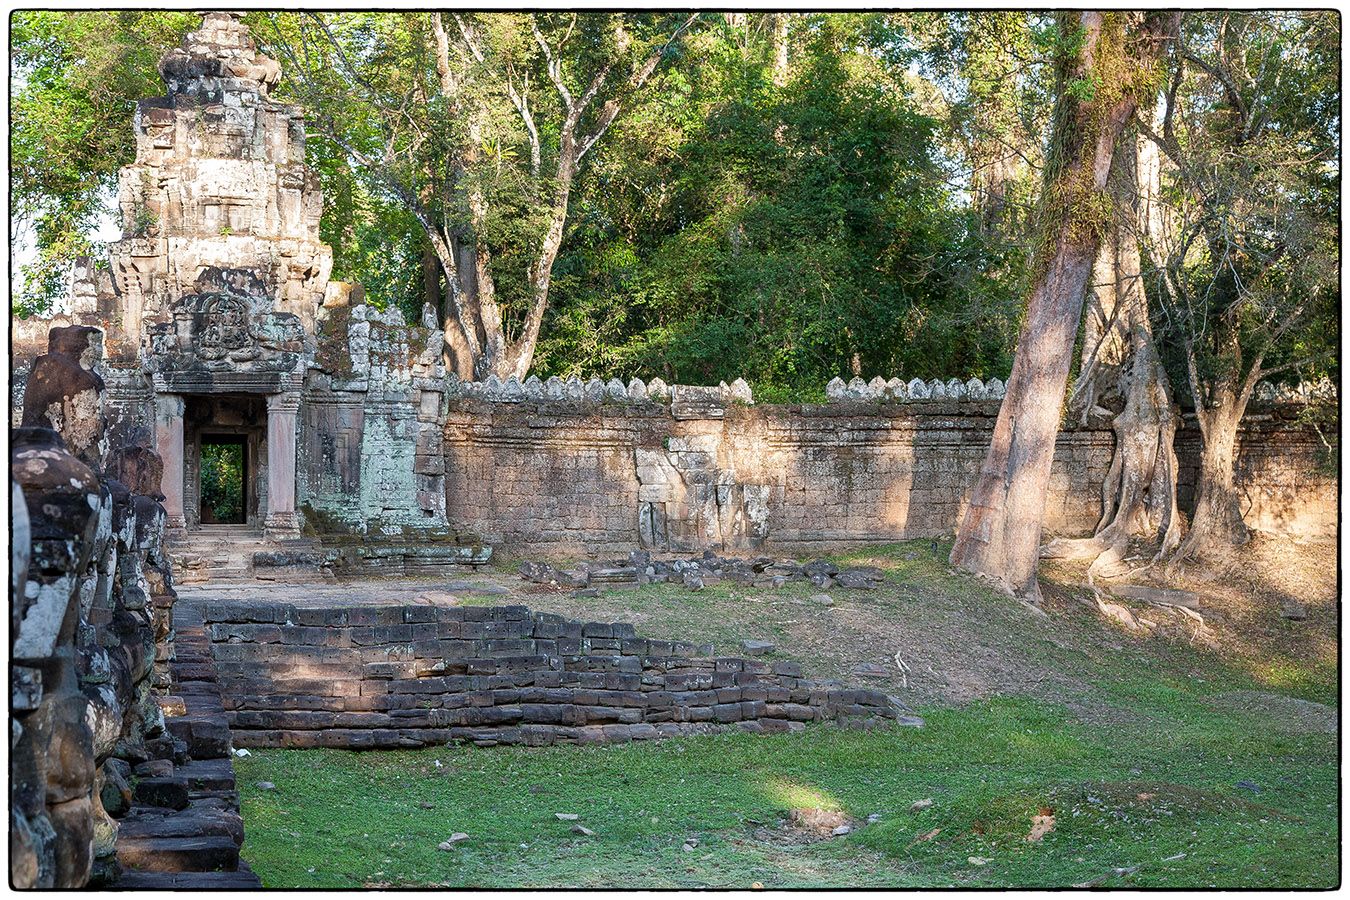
[263, 12, 698, 380]
[1140, 11, 1339, 560]
[949, 11, 1176, 603]
[1047, 128, 1182, 573]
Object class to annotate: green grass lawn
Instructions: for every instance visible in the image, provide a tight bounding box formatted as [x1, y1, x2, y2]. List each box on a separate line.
[235, 664, 1337, 887]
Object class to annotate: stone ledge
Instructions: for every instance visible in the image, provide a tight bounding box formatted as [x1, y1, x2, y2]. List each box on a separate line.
[203, 603, 921, 749]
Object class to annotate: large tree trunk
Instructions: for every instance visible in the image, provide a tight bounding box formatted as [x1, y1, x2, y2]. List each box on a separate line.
[950, 11, 1174, 603]
[1049, 132, 1181, 573]
[1176, 375, 1251, 560]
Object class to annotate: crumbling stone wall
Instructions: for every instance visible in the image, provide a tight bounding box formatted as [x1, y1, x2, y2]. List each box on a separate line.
[202, 603, 917, 749]
[443, 391, 1114, 557]
[1176, 406, 1338, 537]
[443, 385, 1336, 556]
[11, 327, 179, 888]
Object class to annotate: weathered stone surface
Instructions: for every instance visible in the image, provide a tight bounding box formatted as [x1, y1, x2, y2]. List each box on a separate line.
[204, 602, 920, 749]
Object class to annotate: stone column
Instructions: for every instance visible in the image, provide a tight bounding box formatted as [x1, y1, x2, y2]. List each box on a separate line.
[264, 392, 301, 538]
[153, 394, 186, 530]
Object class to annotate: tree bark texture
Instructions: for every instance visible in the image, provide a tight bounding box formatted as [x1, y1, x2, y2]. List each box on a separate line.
[949, 11, 1175, 602]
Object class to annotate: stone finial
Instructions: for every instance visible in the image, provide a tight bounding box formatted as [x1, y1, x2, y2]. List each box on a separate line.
[945, 378, 965, 399]
[565, 376, 585, 401]
[502, 375, 524, 400]
[907, 378, 929, 399]
[965, 377, 985, 400]
[524, 375, 543, 398]
[606, 378, 628, 401]
[986, 377, 1006, 399]
[544, 376, 564, 400]
[826, 377, 848, 400]
[885, 377, 906, 399]
[627, 378, 648, 401]
[647, 378, 670, 401]
[160, 12, 282, 100]
[868, 376, 887, 395]
[728, 378, 754, 404]
[585, 378, 606, 403]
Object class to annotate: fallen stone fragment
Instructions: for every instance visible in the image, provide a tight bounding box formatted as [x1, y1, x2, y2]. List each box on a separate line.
[911, 798, 933, 812]
[741, 640, 775, 656]
[571, 824, 595, 836]
[419, 802, 435, 809]
[571, 588, 599, 599]
[810, 594, 834, 606]
[255, 781, 275, 791]
[852, 663, 889, 679]
[832, 825, 852, 836]
[437, 833, 470, 850]
[835, 571, 877, 590]
[554, 813, 579, 821]
[1073, 865, 1140, 888]
[968, 856, 992, 866]
[866, 813, 882, 825]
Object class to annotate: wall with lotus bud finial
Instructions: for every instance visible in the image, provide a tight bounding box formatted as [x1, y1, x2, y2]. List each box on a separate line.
[442, 376, 1336, 556]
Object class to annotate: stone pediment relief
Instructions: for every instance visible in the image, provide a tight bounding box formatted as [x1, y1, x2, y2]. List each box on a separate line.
[146, 266, 304, 376]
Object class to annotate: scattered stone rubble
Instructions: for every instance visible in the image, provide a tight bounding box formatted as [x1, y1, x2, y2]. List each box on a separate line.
[202, 602, 922, 749]
[519, 550, 885, 593]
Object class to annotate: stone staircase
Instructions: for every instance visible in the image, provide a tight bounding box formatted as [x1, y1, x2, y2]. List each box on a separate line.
[168, 526, 327, 584]
[114, 604, 263, 888]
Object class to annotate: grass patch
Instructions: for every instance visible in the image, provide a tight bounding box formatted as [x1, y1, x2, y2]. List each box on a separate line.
[232, 540, 1337, 888]
[236, 692, 1336, 888]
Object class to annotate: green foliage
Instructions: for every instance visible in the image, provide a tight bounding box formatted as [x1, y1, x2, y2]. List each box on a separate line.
[535, 14, 1024, 394]
[10, 10, 198, 315]
[199, 442, 244, 524]
[1145, 11, 1340, 404]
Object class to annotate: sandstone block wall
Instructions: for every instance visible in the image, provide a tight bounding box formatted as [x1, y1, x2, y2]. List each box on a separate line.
[443, 397, 1114, 556]
[201, 602, 915, 749]
[443, 395, 1335, 556]
[1176, 408, 1338, 537]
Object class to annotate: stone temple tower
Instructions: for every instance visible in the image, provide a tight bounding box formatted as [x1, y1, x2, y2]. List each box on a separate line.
[13, 12, 458, 571]
[106, 11, 333, 535]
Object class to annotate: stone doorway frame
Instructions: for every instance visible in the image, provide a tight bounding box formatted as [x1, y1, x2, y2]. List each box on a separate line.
[155, 384, 301, 539]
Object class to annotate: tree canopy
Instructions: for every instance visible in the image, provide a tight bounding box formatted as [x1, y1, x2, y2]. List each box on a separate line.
[10, 10, 1339, 405]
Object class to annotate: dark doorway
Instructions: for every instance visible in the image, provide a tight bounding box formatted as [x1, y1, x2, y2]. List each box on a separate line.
[199, 435, 248, 525]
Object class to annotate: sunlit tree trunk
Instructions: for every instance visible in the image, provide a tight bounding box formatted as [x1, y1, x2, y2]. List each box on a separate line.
[950, 11, 1176, 603]
[1050, 131, 1180, 572]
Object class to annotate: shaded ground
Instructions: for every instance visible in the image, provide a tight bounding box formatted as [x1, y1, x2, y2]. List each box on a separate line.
[198, 538, 1338, 888]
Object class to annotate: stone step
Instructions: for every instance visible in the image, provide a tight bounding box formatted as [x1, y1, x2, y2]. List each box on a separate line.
[118, 803, 244, 845]
[178, 758, 236, 792]
[114, 866, 263, 890]
[165, 713, 233, 759]
[116, 835, 241, 873]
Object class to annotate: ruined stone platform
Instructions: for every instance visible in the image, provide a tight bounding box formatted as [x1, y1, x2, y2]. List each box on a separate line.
[196, 599, 921, 750]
